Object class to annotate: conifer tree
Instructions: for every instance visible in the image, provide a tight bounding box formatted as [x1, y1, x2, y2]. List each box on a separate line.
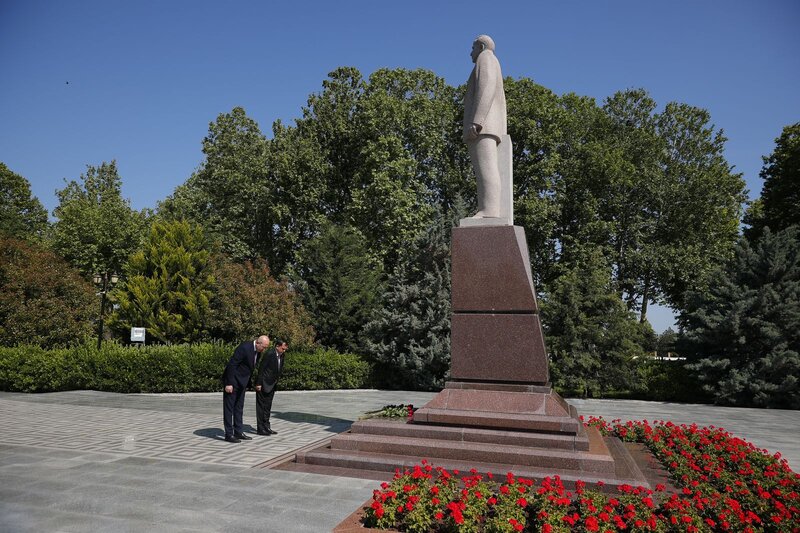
[680, 227, 800, 408]
[111, 220, 214, 344]
[541, 247, 651, 397]
[292, 222, 383, 353]
[363, 205, 462, 390]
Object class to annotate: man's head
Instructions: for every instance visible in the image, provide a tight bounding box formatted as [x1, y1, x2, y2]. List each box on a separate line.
[274, 339, 289, 354]
[255, 335, 270, 353]
[471, 34, 495, 62]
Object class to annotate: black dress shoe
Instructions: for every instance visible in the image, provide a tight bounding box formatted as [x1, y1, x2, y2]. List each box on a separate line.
[257, 430, 270, 436]
[234, 433, 252, 440]
[224, 435, 241, 443]
[268, 429, 278, 435]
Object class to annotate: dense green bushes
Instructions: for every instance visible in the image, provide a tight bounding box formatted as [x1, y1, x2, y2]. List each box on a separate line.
[0, 342, 373, 393]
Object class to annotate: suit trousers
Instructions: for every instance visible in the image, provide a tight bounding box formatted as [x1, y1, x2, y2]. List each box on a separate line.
[223, 387, 246, 437]
[256, 388, 276, 432]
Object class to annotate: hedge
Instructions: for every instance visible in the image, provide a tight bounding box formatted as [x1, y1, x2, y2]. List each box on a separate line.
[0, 342, 374, 393]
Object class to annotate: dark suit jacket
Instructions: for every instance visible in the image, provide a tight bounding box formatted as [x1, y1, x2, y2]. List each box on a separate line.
[255, 347, 283, 394]
[222, 341, 258, 389]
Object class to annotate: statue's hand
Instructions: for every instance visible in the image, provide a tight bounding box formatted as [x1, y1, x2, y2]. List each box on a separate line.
[465, 123, 482, 141]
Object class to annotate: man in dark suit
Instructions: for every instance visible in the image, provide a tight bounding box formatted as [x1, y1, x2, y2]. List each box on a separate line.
[254, 338, 288, 435]
[222, 335, 269, 443]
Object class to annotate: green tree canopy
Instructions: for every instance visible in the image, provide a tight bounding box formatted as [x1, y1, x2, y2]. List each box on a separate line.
[680, 227, 800, 408]
[111, 220, 214, 344]
[747, 122, 800, 237]
[0, 162, 49, 240]
[160, 107, 269, 261]
[51, 161, 148, 277]
[292, 222, 383, 353]
[363, 204, 463, 390]
[541, 247, 652, 397]
[0, 236, 96, 346]
[208, 256, 315, 346]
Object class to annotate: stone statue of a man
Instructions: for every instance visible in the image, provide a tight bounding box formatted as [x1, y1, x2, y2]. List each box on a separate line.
[463, 34, 507, 219]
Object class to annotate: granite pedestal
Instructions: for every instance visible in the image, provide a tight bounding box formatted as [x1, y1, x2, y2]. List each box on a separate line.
[298, 226, 649, 487]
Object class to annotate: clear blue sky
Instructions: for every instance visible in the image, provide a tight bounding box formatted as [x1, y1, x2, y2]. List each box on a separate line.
[2, 1, 799, 332]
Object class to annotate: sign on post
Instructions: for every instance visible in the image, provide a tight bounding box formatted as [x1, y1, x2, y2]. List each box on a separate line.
[130, 327, 146, 344]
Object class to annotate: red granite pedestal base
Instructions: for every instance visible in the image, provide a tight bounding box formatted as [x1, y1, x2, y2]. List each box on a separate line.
[298, 226, 649, 488]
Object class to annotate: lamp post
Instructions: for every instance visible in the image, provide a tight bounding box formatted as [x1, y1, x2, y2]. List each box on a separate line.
[93, 272, 119, 350]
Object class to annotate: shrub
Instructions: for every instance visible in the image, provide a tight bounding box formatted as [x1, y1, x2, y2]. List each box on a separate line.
[0, 342, 373, 393]
[280, 348, 373, 390]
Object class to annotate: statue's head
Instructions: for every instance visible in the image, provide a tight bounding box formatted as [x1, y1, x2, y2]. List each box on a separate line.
[471, 34, 495, 62]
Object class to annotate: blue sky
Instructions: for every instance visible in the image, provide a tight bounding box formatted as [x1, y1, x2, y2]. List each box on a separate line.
[2, 1, 799, 332]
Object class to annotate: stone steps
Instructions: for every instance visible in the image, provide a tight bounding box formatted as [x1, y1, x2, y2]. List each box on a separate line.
[350, 419, 589, 451]
[320, 429, 615, 473]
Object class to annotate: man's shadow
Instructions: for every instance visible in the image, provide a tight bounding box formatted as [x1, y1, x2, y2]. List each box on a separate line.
[194, 413, 352, 440]
[194, 424, 258, 440]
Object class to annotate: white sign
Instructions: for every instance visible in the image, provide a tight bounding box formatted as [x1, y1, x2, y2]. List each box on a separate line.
[131, 327, 146, 343]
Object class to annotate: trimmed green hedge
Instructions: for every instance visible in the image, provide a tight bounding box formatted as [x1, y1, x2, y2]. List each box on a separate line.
[0, 342, 374, 393]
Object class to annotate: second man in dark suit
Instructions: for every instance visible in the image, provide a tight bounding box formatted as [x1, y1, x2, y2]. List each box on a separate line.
[254, 339, 288, 435]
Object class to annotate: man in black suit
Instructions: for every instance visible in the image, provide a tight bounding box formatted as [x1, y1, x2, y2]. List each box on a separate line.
[254, 339, 288, 435]
[222, 335, 269, 443]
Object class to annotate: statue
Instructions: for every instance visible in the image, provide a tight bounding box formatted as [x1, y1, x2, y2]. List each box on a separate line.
[463, 34, 511, 224]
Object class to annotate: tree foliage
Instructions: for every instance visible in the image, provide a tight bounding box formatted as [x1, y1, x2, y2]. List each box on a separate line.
[208, 256, 315, 346]
[680, 227, 800, 408]
[292, 222, 383, 353]
[51, 161, 148, 277]
[0, 236, 96, 346]
[363, 205, 463, 390]
[0, 162, 49, 241]
[111, 220, 214, 344]
[747, 122, 800, 238]
[541, 247, 653, 397]
[160, 107, 269, 261]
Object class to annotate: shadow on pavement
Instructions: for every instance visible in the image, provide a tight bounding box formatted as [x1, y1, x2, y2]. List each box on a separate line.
[273, 411, 353, 433]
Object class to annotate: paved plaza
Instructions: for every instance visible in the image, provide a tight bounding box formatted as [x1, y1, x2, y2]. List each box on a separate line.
[0, 390, 797, 532]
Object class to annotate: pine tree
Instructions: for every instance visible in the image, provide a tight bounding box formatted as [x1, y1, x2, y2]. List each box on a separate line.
[363, 205, 461, 390]
[541, 247, 651, 397]
[680, 227, 800, 408]
[111, 220, 214, 344]
[292, 222, 383, 353]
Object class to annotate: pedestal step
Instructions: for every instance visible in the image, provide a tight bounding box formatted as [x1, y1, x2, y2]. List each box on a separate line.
[351, 419, 589, 451]
[326, 430, 614, 473]
[297, 437, 649, 488]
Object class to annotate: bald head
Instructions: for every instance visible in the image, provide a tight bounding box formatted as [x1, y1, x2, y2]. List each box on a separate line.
[474, 34, 495, 52]
[255, 335, 270, 352]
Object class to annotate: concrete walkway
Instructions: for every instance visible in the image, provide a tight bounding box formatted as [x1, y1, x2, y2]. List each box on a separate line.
[0, 390, 797, 532]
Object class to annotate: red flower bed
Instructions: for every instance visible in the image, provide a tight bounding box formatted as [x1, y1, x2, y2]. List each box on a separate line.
[362, 418, 799, 532]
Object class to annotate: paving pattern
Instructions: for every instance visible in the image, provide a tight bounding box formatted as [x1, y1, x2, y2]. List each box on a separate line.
[0, 390, 436, 468]
[0, 389, 797, 533]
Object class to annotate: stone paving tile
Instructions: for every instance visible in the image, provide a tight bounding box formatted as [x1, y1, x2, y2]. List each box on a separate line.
[0, 389, 797, 533]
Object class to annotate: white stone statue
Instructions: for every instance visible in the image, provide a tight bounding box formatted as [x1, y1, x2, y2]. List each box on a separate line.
[462, 34, 513, 226]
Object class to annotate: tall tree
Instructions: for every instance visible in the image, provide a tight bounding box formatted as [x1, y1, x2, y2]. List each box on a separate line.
[111, 220, 214, 344]
[0, 162, 49, 240]
[160, 107, 269, 261]
[541, 246, 652, 397]
[0, 236, 96, 346]
[292, 222, 383, 353]
[208, 256, 315, 346]
[747, 122, 800, 237]
[51, 161, 148, 277]
[363, 203, 464, 390]
[680, 227, 800, 408]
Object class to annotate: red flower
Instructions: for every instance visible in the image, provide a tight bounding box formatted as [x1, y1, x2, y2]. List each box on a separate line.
[585, 515, 600, 532]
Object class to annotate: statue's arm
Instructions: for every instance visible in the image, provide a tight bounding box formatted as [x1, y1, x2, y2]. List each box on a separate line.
[471, 53, 498, 131]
